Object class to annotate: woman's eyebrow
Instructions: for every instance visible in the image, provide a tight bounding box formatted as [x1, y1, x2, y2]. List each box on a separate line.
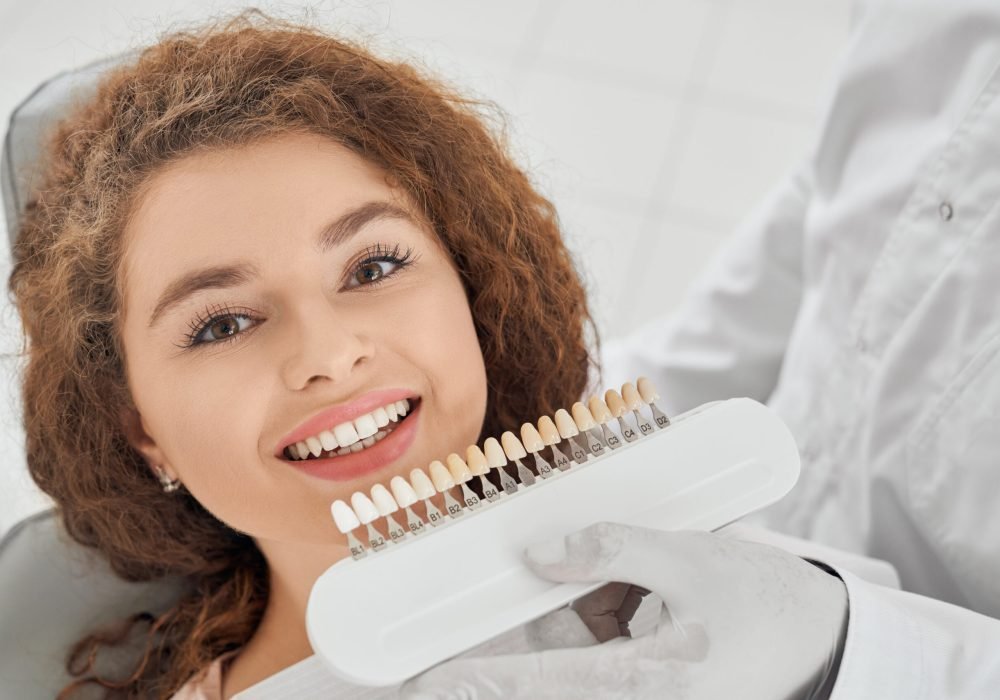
[146, 200, 416, 329]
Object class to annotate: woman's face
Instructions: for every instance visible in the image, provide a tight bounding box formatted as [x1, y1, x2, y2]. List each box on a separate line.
[119, 131, 488, 547]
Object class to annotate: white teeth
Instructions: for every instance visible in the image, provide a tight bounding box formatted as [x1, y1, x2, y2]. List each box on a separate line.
[333, 421, 360, 447]
[318, 429, 338, 452]
[354, 413, 378, 439]
[305, 436, 323, 458]
[286, 397, 416, 460]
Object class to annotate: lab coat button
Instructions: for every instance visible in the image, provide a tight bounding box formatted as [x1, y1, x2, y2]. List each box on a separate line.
[939, 201, 954, 221]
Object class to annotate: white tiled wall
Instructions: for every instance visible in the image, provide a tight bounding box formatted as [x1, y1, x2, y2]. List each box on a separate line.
[0, 0, 854, 536]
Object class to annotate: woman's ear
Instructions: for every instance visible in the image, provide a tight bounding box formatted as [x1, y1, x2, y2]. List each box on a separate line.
[119, 406, 179, 481]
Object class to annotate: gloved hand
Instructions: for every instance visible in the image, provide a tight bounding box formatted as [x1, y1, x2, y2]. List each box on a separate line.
[400, 522, 848, 700]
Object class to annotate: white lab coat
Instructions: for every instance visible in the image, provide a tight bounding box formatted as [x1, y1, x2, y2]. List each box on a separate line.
[601, 0, 1000, 696]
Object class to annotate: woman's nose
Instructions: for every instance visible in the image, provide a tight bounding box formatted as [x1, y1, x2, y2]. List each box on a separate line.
[279, 303, 375, 390]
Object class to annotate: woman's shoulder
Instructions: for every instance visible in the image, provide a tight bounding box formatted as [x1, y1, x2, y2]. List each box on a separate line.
[169, 650, 240, 700]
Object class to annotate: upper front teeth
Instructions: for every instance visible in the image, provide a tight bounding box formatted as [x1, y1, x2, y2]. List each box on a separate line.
[290, 399, 410, 459]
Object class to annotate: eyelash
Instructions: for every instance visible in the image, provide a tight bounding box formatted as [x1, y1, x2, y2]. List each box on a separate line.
[176, 243, 416, 350]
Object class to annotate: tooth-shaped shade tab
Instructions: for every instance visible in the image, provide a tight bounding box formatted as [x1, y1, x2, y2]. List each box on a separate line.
[445, 453, 472, 483]
[390, 476, 418, 508]
[370, 484, 398, 516]
[621, 382, 642, 411]
[637, 376, 660, 403]
[554, 408, 580, 438]
[588, 395, 612, 423]
[331, 499, 360, 533]
[520, 423, 544, 452]
[571, 402, 596, 430]
[483, 437, 508, 468]
[605, 389, 627, 418]
[501, 431, 527, 460]
[537, 416, 561, 445]
[429, 460, 455, 491]
[350, 492, 380, 524]
[465, 445, 490, 476]
[410, 468, 436, 499]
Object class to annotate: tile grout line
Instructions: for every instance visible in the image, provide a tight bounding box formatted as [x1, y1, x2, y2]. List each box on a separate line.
[615, 0, 733, 330]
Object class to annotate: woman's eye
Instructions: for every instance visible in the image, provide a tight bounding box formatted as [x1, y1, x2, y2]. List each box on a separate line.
[193, 313, 255, 346]
[347, 259, 400, 288]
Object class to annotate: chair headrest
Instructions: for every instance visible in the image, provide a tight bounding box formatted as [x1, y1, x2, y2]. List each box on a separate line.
[0, 510, 188, 697]
[1, 52, 189, 697]
[1, 48, 141, 252]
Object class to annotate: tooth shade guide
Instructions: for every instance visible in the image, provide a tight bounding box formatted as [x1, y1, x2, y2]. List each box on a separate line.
[500, 431, 527, 460]
[330, 500, 368, 560]
[310, 397, 799, 686]
[519, 423, 545, 453]
[620, 382, 642, 410]
[605, 389, 638, 443]
[482, 436, 519, 495]
[329, 378, 669, 555]
[465, 445, 501, 502]
[570, 402, 596, 430]
[496, 463, 520, 495]
[587, 395, 613, 424]
[428, 461, 455, 492]
[553, 409, 578, 438]
[637, 377, 671, 429]
[483, 437, 507, 468]
[598, 421, 623, 450]
[636, 376, 659, 403]
[548, 442, 573, 471]
[520, 423, 554, 478]
[331, 499, 360, 533]
[445, 453, 473, 483]
[536, 415, 561, 446]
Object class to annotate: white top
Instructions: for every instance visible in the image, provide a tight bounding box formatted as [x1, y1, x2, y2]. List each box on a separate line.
[602, 0, 1000, 696]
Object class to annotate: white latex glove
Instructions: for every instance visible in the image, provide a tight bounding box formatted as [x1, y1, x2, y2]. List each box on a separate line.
[400, 522, 848, 700]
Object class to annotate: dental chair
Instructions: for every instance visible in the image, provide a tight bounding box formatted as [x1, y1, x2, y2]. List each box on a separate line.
[0, 50, 189, 698]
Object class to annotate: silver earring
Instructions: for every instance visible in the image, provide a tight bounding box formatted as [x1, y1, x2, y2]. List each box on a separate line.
[153, 464, 181, 493]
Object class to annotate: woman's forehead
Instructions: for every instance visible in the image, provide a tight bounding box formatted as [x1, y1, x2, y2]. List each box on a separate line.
[118, 133, 426, 315]
[124, 134, 412, 260]
[131, 133, 390, 227]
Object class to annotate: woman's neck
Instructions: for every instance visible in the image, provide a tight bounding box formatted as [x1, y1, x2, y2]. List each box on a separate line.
[221, 538, 348, 698]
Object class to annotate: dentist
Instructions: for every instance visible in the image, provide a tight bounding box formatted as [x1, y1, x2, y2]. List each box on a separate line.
[403, 1, 1000, 697]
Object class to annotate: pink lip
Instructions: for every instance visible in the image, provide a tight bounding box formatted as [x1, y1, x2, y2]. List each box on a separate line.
[285, 401, 421, 481]
[274, 387, 417, 457]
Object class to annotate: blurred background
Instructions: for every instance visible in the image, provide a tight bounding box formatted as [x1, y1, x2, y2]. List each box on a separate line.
[0, 0, 854, 536]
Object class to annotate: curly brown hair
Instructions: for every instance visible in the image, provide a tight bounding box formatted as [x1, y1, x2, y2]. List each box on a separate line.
[7, 8, 598, 698]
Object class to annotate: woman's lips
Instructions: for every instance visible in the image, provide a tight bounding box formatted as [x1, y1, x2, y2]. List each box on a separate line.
[274, 387, 416, 457]
[283, 401, 421, 482]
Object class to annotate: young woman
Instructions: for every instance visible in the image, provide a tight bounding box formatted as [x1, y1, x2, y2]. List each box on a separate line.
[9, 10, 596, 697]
